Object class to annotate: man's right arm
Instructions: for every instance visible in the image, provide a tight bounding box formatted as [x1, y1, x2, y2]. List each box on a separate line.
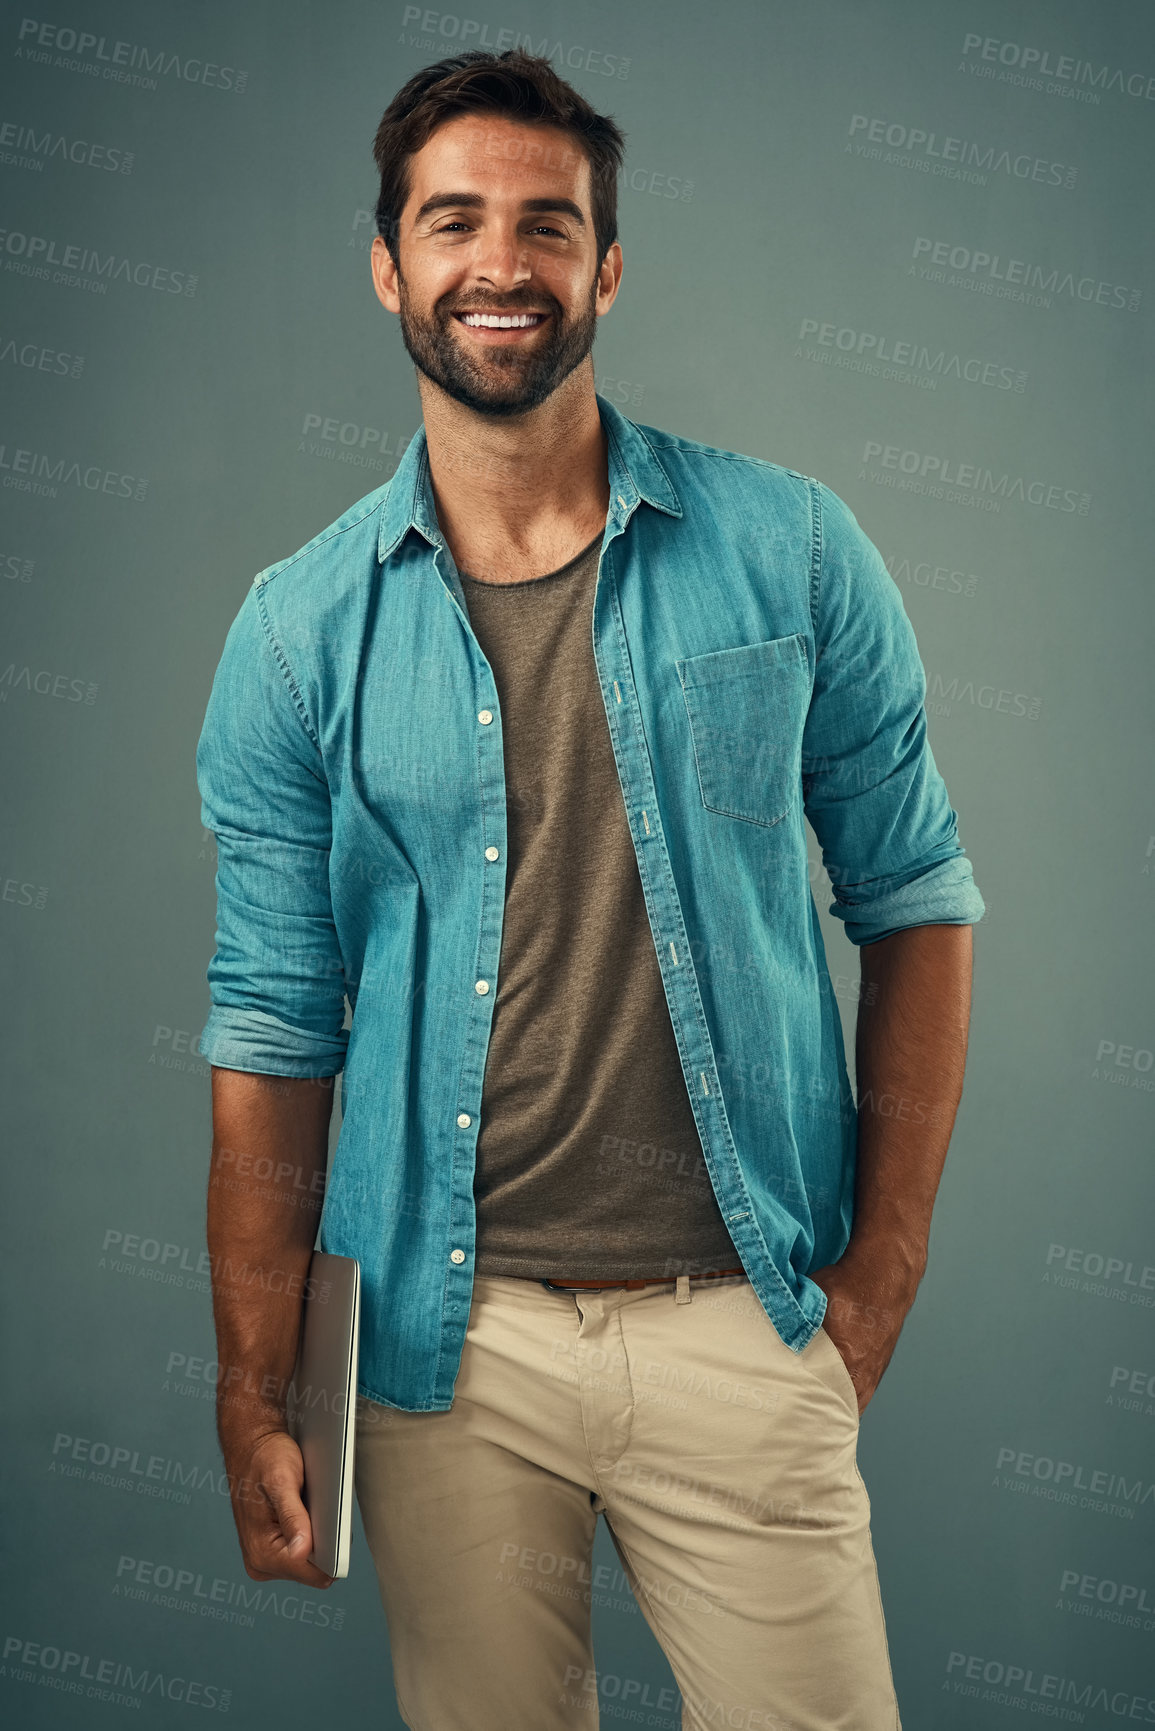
[195, 582, 353, 1587]
[207, 1065, 337, 1587]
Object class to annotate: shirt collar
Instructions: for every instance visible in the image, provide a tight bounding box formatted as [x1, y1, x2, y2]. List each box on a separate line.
[377, 390, 682, 565]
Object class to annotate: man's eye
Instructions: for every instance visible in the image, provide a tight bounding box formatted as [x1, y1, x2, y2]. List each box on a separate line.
[432, 223, 567, 238]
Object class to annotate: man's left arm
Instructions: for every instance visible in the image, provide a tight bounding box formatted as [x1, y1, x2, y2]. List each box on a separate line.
[798, 478, 986, 1412]
[809, 922, 973, 1413]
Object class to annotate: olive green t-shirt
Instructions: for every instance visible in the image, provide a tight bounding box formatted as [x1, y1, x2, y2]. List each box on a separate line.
[458, 530, 741, 1280]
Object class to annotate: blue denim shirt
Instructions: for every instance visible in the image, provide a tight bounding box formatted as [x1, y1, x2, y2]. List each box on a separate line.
[196, 392, 984, 1411]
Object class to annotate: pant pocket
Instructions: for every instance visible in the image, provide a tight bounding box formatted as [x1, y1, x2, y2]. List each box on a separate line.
[800, 1325, 860, 1424]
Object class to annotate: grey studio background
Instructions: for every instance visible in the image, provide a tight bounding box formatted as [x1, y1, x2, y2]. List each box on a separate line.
[2, 0, 1154, 1725]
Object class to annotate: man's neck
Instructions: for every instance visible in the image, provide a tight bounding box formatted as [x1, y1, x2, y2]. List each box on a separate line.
[419, 378, 610, 584]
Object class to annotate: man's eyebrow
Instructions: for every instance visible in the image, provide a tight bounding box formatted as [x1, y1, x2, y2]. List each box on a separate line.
[412, 192, 586, 227]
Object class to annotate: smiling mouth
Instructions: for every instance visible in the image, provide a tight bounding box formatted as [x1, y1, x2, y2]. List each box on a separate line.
[452, 311, 550, 331]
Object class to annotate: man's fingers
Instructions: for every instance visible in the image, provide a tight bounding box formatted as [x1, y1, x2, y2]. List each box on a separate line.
[226, 1430, 336, 1585]
[240, 1501, 331, 1586]
[247, 1445, 334, 1585]
[263, 1480, 311, 1552]
[242, 1552, 332, 1586]
[257, 1463, 313, 1555]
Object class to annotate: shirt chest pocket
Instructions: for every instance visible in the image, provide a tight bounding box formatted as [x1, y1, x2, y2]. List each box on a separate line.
[675, 633, 810, 828]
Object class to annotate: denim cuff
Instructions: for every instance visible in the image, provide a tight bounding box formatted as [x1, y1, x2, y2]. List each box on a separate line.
[829, 856, 986, 947]
[197, 1005, 348, 1077]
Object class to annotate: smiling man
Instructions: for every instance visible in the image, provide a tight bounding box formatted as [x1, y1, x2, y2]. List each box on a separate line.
[197, 47, 984, 1731]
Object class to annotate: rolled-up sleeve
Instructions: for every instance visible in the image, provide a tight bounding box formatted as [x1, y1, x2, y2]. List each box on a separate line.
[195, 579, 349, 1076]
[801, 480, 985, 948]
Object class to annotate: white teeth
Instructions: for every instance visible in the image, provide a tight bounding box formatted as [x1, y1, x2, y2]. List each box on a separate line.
[459, 312, 543, 328]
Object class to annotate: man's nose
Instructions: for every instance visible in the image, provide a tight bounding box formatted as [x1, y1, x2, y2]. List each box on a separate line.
[468, 228, 535, 284]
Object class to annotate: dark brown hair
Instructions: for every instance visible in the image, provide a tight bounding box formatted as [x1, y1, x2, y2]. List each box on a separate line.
[371, 49, 626, 271]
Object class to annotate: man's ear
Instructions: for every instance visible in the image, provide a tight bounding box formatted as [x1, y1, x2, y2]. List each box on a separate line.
[371, 236, 402, 315]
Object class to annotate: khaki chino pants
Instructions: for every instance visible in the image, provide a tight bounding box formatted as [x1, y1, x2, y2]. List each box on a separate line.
[354, 1273, 902, 1731]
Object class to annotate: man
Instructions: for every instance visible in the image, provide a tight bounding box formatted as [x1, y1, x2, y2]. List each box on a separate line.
[197, 48, 983, 1731]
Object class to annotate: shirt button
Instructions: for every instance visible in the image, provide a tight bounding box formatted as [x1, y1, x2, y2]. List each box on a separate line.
[475, 979, 490, 994]
[478, 709, 493, 724]
[485, 846, 499, 861]
[457, 1112, 471, 1128]
[450, 1248, 466, 1264]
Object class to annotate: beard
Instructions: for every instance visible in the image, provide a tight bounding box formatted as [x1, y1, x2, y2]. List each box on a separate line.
[394, 266, 600, 418]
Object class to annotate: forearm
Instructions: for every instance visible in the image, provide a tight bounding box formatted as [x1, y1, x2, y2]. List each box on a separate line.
[847, 922, 974, 1278]
[206, 1068, 335, 1453]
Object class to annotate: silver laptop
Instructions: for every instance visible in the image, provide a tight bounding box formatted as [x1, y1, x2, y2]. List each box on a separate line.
[286, 1251, 361, 1579]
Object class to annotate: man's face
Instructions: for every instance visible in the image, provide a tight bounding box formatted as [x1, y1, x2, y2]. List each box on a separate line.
[371, 112, 621, 418]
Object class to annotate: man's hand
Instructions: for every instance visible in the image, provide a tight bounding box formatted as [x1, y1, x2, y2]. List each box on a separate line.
[810, 923, 974, 1414]
[807, 1241, 924, 1415]
[207, 1069, 336, 1584]
[226, 1429, 335, 1588]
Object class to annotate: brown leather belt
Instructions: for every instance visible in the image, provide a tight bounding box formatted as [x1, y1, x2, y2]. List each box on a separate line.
[541, 1267, 746, 1291]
